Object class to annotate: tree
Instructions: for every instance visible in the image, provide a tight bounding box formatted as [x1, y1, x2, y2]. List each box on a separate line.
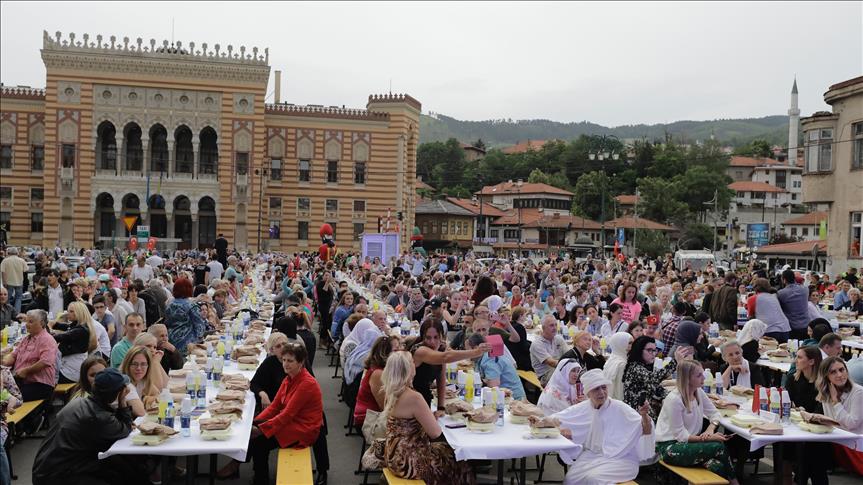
[637, 177, 688, 225]
[528, 168, 571, 191]
[571, 171, 613, 222]
[421, 138, 467, 189]
[674, 166, 733, 217]
[733, 138, 773, 159]
[441, 185, 472, 198]
[679, 222, 714, 250]
[633, 229, 671, 258]
[473, 138, 487, 150]
[648, 141, 686, 179]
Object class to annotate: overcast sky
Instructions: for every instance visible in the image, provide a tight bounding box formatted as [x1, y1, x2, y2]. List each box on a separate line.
[1, 1, 860, 126]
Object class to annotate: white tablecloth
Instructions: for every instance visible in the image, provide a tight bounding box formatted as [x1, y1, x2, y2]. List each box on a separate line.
[842, 339, 863, 350]
[756, 359, 791, 374]
[719, 413, 862, 452]
[439, 412, 579, 461]
[99, 388, 256, 461]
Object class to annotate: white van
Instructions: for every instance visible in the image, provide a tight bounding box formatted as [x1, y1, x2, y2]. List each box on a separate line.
[674, 250, 716, 271]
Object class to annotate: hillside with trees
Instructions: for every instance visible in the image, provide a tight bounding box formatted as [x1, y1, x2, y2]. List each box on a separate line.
[420, 113, 789, 148]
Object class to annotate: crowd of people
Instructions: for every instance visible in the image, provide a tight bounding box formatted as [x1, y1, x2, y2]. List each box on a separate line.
[0, 243, 861, 485]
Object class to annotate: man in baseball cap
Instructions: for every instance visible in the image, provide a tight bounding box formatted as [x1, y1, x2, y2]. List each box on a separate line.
[32, 368, 147, 485]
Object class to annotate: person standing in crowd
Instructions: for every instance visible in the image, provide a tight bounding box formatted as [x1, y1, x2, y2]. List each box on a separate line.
[0, 247, 27, 314]
[708, 273, 739, 331]
[31, 368, 148, 485]
[129, 256, 154, 284]
[214, 234, 229, 269]
[659, 302, 687, 351]
[746, 278, 790, 343]
[777, 269, 810, 340]
[3, 309, 57, 401]
[315, 269, 337, 347]
[164, 278, 207, 357]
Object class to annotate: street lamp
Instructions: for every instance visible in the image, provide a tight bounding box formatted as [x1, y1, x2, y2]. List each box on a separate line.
[588, 135, 620, 258]
[516, 179, 523, 258]
[254, 167, 269, 252]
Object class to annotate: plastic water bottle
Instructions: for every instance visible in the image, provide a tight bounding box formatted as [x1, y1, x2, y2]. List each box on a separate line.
[769, 388, 781, 419]
[213, 356, 223, 382]
[759, 387, 769, 412]
[180, 397, 192, 437]
[195, 371, 206, 408]
[703, 370, 713, 394]
[186, 372, 195, 400]
[495, 388, 505, 427]
[164, 400, 175, 429]
[714, 372, 723, 395]
[781, 390, 791, 424]
[224, 337, 234, 361]
[157, 388, 170, 425]
[473, 372, 482, 402]
[456, 371, 467, 399]
[205, 356, 214, 381]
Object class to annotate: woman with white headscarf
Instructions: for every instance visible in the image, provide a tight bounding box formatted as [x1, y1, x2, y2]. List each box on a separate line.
[340, 318, 382, 371]
[538, 358, 584, 414]
[552, 369, 654, 485]
[602, 332, 633, 400]
[738, 319, 767, 363]
[344, 325, 381, 386]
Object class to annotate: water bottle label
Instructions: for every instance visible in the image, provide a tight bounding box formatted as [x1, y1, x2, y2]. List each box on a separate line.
[164, 416, 175, 428]
[181, 415, 191, 431]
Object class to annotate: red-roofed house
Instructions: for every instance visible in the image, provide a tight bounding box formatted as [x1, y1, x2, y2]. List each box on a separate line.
[781, 211, 828, 241]
[501, 140, 551, 154]
[754, 240, 827, 270]
[615, 194, 640, 216]
[460, 142, 486, 162]
[476, 180, 573, 216]
[445, 197, 506, 248]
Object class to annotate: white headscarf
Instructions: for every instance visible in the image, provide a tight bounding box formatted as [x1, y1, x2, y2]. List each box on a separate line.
[538, 358, 582, 415]
[738, 319, 767, 346]
[342, 318, 381, 352]
[344, 325, 382, 385]
[602, 332, 633, 400]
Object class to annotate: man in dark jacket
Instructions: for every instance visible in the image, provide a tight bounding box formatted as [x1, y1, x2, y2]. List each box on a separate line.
[709, 272, 739, 330]
[32, 368, 148, 485]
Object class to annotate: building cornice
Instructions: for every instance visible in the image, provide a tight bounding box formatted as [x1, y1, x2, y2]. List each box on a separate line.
[0, 86, 46, 101]
[41, 31, 270, 85]
[265, 103, 390, 122]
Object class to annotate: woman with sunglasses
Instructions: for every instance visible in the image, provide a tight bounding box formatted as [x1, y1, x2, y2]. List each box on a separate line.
[622, 336, 690, 421]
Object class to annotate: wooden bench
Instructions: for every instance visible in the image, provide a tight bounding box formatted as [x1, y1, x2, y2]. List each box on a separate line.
[516, 370, 543, 390]
[6, 399, 44, 426]
[275, 447, 313, 485]
[382, 468, 425, 484]
[54, 383, 75, 400]
[617, 481, 639, 485]
[660, 460, 728, 485]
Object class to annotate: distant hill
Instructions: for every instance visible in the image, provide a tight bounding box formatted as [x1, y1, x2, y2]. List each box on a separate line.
[419, 113, 790, 148]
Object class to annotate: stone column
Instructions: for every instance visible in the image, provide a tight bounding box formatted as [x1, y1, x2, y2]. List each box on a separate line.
[142, 137, 150, 177]
[191, 213, 199, 250]
[166, 212, 174, 239]
[166, 138, 174, 178]
[115, 210, 125, 240]
[192, 140, 199, 179]
[115, 135, 124, 175]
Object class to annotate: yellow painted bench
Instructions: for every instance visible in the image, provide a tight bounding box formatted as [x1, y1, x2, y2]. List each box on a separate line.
[275, 447, 313, 485]
[6, 399, 44, 426]
[382, 468, 425, 484]
[517, 370, 543, 390]
[660, 460, 728, 485]
[617, 482, 639, 485]
[54, 382, 75, 396]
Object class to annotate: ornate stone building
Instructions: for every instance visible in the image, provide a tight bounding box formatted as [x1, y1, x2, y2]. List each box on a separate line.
[0, 31, 420, 252]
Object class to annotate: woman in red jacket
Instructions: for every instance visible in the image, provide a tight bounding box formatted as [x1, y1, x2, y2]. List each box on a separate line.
[218, 342, 323, 485]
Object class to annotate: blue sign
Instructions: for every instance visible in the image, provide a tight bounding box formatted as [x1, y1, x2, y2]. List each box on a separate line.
[747, 223, 770, 248]
[617, 228, 625, 245]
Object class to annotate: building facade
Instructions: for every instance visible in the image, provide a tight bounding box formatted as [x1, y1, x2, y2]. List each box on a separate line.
[801, 76, 863, 275]
[0, 31, 419, 252]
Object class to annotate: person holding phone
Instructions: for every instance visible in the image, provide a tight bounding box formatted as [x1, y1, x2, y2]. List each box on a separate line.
[655, 360, 739, 485]
[622, 336, 691, 421]
[466, 333, 525, 400]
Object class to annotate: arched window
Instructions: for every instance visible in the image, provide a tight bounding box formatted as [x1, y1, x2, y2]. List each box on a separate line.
[149, 124, 168, 173]
[96, 193, 115, 237]
[199, 127, 218, 175]
[124, 123, 143, 171]
[96, 121, 117, 171]
[175, 125, 193, 174]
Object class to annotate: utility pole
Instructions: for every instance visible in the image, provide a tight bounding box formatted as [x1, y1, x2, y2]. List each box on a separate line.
[633, 187, 639, 257]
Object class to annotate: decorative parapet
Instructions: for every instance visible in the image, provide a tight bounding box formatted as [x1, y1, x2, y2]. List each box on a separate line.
[43, 31, 269, 65]
[265, 103, 390, 122]
[0, 86, 46, 100]
[367, 93, 421, 111]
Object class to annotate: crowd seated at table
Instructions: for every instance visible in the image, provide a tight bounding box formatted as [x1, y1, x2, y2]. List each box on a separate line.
[0, 244, 861, 485]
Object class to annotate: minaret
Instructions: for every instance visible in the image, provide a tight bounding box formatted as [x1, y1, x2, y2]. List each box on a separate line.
[788, 78, 800, 166]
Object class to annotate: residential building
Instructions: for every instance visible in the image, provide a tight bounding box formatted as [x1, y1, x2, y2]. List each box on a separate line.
[414, 199, 474, 251]
[614, 194, 639, 216]
[460, 142, 486, 162]
[754, 240, 827, 271]
[781, 211, 828, 241]
[606, 216, 677, 254]
[476, 181, 573, 213]
[501, 139, 550, 154]
[445, 196, 506, 246]
[0, 31, 419, 251]
[800, 75, 863, 275]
